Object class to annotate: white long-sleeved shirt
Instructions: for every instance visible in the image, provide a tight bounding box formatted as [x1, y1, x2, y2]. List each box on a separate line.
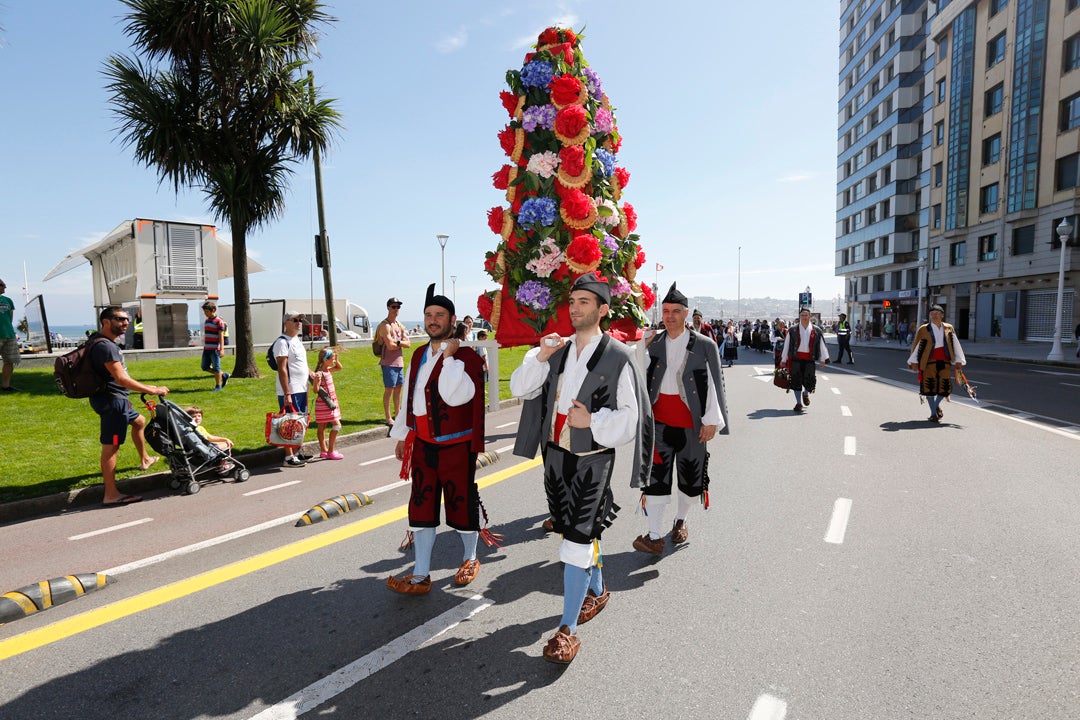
[509, 332, 639, 449]
[906, 323, 967, 366]
[660, 331, 723, 429]
[389, 342, 475, 441]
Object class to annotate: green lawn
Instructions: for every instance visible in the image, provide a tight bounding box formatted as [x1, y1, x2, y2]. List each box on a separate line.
[0, 344, 528, 503]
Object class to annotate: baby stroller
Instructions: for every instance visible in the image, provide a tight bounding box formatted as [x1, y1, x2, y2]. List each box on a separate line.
[142, 394, 250, 495]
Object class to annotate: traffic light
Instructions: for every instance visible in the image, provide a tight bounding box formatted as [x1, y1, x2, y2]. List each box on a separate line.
[882, 299, 892, 308]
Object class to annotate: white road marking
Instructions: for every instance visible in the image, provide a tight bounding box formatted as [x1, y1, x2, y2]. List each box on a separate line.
[747, 693, 788, 720]
[831, 387, 841, 394]
[359, 454, 396, 466]
[844, 436, 856, 455]
[247, 595, 494, 720]
[243, 481, 302, 496]
[819, 374, 830, 381]
[496, 445, 514, 454]
[367, 479, 409, 495]
[825, 498, 853, 545]
[841, 405, 852, 416]
[1012, 413, 1032, 420]
[495, 421, 518, 428]
[1031, 369, 1080, 376]
[1063, 383, 1080, 389]
[69, 518, 153, 541]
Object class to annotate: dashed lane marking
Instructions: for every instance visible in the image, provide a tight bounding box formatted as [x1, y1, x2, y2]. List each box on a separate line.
[844, 436, 856, 455]
[243, 481, 302, 496]
[69, 518, 153, 541]
[825, 498, 853, 545]
[747, 693, 788, 720]
[359, 454, 395, 467]
[247, 595, 493, 719]
[841, 405, 852, 416]
[831, 387, 841, 394]
[495, 421, 518, 428]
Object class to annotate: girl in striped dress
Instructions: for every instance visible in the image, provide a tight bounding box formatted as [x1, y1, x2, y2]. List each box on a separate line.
[313, 349, 344, 459]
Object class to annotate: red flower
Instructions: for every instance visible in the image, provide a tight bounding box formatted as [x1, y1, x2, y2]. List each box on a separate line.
[608, 317, 641, 341]
[641, 282, 655, 310]
[567, 234, 602, 265]
[549, 74, 582, 106]
[559, 145, 585, 176]
[561, 188, 594, 220]
[623, 203, 638, 232]
[477, 292, 494, 322]
[609, 129, 622, 153]
[538, 28, 559, 45]
[487, 207, 504, 235]
[552, 262, 573, 282]
[507, 234, 525, 253]
[492, 164, 512, 190]
[498, 126, 517, 156]
[554, 105, 587, 139]
[635, 248, 646, 269]
[614, 167, 630, 189]
[500, 91, 518, 117]
[484, 253, 499, 277]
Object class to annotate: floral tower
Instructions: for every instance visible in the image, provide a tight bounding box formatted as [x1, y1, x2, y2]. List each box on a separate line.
[478, 27, 652, 347]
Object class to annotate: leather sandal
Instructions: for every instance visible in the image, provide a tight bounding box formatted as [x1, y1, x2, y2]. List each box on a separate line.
[453, 558, 481, 586]
[542, 625, 581, 664]
[577, 588, 610, 625]
[671, 519, 689, 544]
[632, 533, 665, 554]
[386, 574, 431, 595]
[541, 518, 555, 532]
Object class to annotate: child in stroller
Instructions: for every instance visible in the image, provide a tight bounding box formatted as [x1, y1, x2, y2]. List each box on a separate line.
[142, 395, 250, 495]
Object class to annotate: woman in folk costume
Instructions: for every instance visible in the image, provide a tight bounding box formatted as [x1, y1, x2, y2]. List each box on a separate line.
[907, 304, 967, 423]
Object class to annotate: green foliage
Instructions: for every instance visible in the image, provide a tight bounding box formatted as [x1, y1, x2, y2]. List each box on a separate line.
[0, 344, 527, 503]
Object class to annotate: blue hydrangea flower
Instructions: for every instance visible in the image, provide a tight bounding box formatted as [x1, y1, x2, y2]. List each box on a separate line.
[522, 104, 557, 132]
[521, 60, 555, 88]
[594, 149, 616, 178]
[516, 280, 553, 311]
[517, 197, 557, 228]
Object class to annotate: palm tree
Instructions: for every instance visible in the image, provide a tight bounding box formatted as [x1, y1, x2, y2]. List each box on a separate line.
[104, 0, 342, 377]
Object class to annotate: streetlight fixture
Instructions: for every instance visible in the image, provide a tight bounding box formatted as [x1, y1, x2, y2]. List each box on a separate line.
[450, 275, 457, 307]
[436, 234, 449, 295]
[1047, 218, 1072, 361]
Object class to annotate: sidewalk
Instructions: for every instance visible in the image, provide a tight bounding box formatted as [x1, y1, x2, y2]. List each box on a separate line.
[826, 334, 1080, 367]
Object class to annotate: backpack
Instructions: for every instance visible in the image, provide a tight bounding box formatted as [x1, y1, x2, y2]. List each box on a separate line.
[54, 335, 109, 398]
[266, 335, 289, 371]
[372, 321, 388, 357]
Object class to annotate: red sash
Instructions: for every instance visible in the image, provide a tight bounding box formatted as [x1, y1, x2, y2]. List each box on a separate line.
[930, 347, 948, 362]
[553, 413, 568, 443]
[654, 393, 693, 428]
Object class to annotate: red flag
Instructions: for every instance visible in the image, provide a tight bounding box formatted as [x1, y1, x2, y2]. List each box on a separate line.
[655, 262, 664, 272]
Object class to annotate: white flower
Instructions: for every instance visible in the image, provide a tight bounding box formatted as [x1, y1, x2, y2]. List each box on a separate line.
[526, 151, 560, 179]
[595, 198, 620, 227]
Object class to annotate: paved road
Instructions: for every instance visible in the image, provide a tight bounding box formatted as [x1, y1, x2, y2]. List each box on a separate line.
[1, 361, 1078, 719]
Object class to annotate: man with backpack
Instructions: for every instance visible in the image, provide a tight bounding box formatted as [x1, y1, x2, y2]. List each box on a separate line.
[88, 307, 169, 506]
[376, 296, 410, 427]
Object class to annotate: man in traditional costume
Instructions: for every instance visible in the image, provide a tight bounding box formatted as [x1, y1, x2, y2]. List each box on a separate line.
[510, 272, 653, 665]
[907, 304, 966, 423]
[780, 307, 829, 414]
[634, 283, 728, 554]
[387, 284, 488, 594]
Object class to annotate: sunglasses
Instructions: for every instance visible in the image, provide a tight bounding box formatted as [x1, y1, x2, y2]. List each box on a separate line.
[111, 316, 131, 323]
[390, 304, 402, 309]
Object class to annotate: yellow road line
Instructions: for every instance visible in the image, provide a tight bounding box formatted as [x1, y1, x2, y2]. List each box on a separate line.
[0, 456, 541, 662]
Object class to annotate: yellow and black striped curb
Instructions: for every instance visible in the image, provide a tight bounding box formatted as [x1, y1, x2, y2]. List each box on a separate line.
[0, 573, 113, 625]
[296, 493, 373, 526]
[476, 450, 500, 468]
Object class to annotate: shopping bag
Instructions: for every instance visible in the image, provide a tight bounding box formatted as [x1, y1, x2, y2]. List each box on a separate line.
[266, 411, 309, 446]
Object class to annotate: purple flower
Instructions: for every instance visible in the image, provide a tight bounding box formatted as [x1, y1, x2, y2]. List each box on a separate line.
[516, 280, 553, 311]
[582, 67, 603, 99]
[602, 235, 620, 253]
[594, 149, 616, 177]
[522, 104, 557, 132]
[593, 108, 614, 135]
[611, 277, 632, 298]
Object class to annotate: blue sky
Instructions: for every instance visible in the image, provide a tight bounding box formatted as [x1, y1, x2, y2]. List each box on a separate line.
[1, 1, 843, 325]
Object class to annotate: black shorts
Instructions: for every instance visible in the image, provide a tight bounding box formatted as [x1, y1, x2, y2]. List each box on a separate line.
[91, 396, 141, 445]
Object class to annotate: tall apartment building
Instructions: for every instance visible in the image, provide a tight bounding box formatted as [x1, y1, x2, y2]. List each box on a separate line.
[927, 0, 1078, 342]
[837, 0, 934, 338]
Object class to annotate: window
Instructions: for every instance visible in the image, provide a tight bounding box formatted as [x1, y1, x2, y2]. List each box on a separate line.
[867, 206, 877, 225]
[852, 212, 864, 230]
[931, 247, 940, 270]
[873, 274, 885, 292]
[1057, 153, 1080, 191]
[979, 234, 998, 261]
[854, 245, 864, 262]
[884, 166, 892, 184]
[842, 248, 850, 265]
[990, 0, 1008, 17]
[950, 241, 966, 266]
[937, 79, 947, 103]
[891, 271, 902, 289]
[1012, 225, 1035, 255]
[1071, 0, 1080, 12]
[860, 276, 869, 293]
[980, 183, 999, 213]
[934, 162, 944, 187]
[936, 121, 945, 145]
[985, 83, 1004, 116]
[1066, 33, 1080, 72]
[866, 240, 877, 259]
[933, 204, 942, 229]
[881, 236, 890, 254]
[1061, 93, 1080, 131]
[983, 133, 1001, 165]
[987, 33, 1007, 67]
[907, 268, 919, 288]
[882, 198, 891, 218]
[868, 175, 878, 193]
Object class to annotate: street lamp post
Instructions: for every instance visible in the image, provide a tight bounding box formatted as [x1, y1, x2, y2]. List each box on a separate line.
[1047, 219, 1072, 361]
[436, 234, 449, 295]
[450, 275, 457, 307]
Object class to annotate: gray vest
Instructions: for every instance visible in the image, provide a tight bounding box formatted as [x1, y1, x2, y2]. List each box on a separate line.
[645, 329, 729, 435]
[513, 334, 654, 487]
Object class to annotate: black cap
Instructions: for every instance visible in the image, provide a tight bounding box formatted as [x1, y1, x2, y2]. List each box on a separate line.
[424, 283, 454, 315]
[662, 282, 688, 307]
[839, 312, 847, 318]
[570, 272, 611, 305]
[930, 304, 945, 313]
[387, 297, 402, 307]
